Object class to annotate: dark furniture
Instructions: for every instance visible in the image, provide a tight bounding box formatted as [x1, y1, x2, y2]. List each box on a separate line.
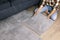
[0, 0, 40, 20]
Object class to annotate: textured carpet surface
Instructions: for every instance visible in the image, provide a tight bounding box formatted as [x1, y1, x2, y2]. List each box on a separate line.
[0, 9, 54, 40]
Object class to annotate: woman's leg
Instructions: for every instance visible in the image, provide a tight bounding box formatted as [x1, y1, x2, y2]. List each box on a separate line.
[34, 5, 48, 14]
[50, 11, 58, 21]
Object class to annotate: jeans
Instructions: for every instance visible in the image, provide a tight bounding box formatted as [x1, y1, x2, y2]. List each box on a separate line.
[35, 5, 58, 21]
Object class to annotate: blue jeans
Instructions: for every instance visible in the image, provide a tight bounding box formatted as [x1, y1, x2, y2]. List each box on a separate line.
[35, 5, 58, 20]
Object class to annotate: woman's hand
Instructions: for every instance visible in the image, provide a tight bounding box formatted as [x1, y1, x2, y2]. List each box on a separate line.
[48, 8, 56, 18]
[34, 5, 43, 16]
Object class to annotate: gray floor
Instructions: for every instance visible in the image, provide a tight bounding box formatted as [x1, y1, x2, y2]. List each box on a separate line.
[0, 9, 54, 40]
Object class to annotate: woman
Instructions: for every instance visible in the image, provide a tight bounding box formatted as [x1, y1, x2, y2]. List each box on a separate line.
[34, 0, 60, 21]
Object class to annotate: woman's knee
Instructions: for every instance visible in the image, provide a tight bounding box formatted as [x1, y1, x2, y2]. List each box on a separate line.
[50, 12, 58, 21]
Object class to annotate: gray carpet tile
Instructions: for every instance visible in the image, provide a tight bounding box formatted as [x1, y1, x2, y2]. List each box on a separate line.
[0, 10, 54, 40]
[23, 13, 54, 35]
